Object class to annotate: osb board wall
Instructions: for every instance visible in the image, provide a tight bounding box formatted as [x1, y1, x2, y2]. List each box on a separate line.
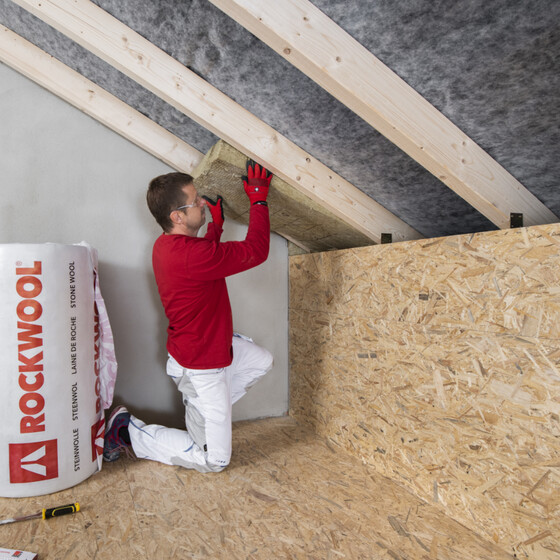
[192, 140, 374, 254]
[289, 223, 560, 558]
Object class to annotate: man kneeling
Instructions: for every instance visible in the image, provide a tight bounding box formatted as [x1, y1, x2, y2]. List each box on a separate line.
[103, 161, 273, 472]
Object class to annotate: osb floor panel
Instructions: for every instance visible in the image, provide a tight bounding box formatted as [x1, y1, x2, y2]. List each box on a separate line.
[0, 418, 512, 560]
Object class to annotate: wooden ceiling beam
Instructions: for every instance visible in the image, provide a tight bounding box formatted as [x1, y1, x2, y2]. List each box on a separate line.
[11, 0, 421, 244]
[209, 0, 559, 229]
[0, 25, 203, 173]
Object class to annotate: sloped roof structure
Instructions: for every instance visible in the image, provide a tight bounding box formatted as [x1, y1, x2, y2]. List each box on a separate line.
[1, 0, 558, 248]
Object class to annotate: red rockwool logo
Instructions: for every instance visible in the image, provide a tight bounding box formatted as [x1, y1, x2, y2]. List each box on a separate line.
[91, 418, 104, 462]
[16, 262, 46, 435]
[9, 440, 58, 483]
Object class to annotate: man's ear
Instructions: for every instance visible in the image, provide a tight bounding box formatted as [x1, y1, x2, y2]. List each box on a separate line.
[170, 210, 181, 225]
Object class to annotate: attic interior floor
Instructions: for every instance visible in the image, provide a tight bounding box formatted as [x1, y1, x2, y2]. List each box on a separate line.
[0, 417, 512, 560]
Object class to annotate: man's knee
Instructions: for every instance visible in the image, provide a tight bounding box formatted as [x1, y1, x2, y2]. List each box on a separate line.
[207, 457, 229, 472]
[207, 463, 228, 473]
[170, 454, 229, 473]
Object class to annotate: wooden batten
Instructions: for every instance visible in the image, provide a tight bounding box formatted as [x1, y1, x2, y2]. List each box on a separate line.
[289, 223, 560, 556]
[0, 26, 203, 173]
[209, 0, 559, 229]
[12, 0, 422, 245]
[193, 140, 374, 253]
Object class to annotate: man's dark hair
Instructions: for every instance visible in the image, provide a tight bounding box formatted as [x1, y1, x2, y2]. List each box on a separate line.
[147, 172, 194, 233]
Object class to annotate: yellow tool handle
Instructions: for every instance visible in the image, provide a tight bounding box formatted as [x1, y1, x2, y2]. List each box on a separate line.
[42, 502, 80, 519]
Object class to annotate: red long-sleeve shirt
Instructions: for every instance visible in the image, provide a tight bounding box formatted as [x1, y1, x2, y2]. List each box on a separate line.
[152, 204, 270, 369]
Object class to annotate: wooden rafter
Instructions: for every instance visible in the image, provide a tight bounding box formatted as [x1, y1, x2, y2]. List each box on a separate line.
[11, 0, 422, 244]
[209, 0, 559, 229]
[0, 25, 203, 173]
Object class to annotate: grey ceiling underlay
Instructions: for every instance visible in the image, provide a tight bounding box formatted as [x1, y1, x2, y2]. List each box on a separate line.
[1, 0, 558, 239]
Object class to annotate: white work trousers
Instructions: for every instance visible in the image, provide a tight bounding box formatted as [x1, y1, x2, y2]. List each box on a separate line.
[128, 336, 273, 473]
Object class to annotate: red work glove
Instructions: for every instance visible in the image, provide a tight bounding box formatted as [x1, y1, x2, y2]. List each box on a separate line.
[242, 159, 272, 206]
[202, 195, 224, 228]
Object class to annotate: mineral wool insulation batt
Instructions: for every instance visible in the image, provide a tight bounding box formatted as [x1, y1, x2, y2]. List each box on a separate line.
[0, 244, 108, 497]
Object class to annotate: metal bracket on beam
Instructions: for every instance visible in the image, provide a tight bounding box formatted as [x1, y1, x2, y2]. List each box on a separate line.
[510, 213, 523, 228]
[381, 233, 393, 244]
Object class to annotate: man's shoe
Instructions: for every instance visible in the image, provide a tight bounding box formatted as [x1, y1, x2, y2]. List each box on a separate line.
[103, 406, 131, 462]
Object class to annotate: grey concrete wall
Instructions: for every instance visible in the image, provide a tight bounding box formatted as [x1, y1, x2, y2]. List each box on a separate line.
[0, 62, 288, 426]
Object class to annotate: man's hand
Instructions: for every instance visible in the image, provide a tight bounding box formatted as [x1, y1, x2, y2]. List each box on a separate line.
[242, 160, 272, 206]
[202, 195, 224, 228]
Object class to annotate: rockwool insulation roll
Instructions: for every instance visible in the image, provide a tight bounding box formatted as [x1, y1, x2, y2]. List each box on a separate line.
[0, 243, 117, 497]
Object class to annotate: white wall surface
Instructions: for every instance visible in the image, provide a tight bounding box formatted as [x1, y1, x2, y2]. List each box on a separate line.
[0, 62, 288, 426]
